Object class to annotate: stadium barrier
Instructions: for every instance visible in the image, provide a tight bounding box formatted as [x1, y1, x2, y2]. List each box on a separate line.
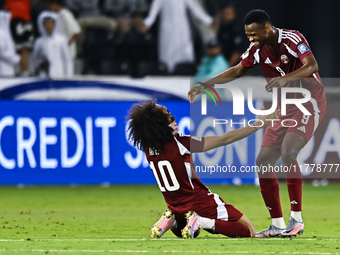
[0, 77, 338, 185]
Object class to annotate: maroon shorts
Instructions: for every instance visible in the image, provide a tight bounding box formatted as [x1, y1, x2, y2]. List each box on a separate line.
[262, 101, 326, 148]
[168, 191, 243, 234]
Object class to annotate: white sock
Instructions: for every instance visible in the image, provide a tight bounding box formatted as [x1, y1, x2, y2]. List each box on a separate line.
[272, 217, 286, 229]
[291, 211, 302, 222]
[198, 216, 215, 230]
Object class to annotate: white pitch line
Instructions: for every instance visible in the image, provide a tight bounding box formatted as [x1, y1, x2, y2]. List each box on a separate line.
[0, 238, 339, 242]
[0, 249, 337, 254]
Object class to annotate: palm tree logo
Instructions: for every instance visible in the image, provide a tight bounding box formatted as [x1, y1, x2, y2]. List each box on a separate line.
[197, 82, 222, 106]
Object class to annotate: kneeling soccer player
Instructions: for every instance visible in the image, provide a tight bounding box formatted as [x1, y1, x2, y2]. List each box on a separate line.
[126, 100, 279, 238]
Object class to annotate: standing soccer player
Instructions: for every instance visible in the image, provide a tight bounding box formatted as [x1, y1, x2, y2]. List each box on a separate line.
[126, 100, 279, 238]
[188, 9, 326, 237]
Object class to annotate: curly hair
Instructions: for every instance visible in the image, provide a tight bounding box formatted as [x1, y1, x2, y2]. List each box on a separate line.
[126, 100, 174, 153]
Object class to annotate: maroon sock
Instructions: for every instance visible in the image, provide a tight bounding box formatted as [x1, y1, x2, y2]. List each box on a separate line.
[214, 220, 251, 238]
[259, 171, 283, 218]
[285, 161, 302, 212]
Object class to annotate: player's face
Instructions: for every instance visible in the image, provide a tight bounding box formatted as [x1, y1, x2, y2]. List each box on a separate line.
[245, 23, 269, 48]
[156, 104, 175, 123]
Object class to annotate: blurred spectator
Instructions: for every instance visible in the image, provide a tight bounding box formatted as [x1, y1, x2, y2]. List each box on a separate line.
[44, 0, 81, 59]
[4, 0, 34, 76]
[195, 39, 229, 78]
[31, 11, 73, 77]
[193, 0, 217, 43]
[31, 0, 47, 37]
[103, 0, 149, 17]
[142, 0, 214, 73]
[69, 0, 117, 55]
[65, 0, 100, 18]
[217, 3, 243, 66]
[0, 10, 21, 77]
[103, 0, 148, 36]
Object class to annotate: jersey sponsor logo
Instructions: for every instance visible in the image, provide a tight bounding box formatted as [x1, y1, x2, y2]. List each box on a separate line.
[241, 49, 249, 59]
[281, 54, 289, 64]
[297, 126, 306, 133]
[297, 43, 309, 54]
[264, 57, 272, 64]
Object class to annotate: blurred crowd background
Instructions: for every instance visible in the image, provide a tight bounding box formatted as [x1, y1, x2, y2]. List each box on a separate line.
[0, 0, 338, 78]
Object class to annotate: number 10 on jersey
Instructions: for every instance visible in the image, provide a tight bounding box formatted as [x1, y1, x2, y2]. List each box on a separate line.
[150, 161, 180, 192]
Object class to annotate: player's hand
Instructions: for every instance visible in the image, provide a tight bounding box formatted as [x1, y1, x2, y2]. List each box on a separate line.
[170, 121, 179, 135]
[140, 23, 149, 33]
[209, 21, 217, 31]
[265, 77, 288, 92]
[188, 84, 204, 103]
[254, 106, 280, 128]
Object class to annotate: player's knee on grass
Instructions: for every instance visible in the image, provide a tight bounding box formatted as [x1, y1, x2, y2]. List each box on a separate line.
[238, 215, 255, 238]
[170, 227, 182, 237]
[248, 223, 256, 238]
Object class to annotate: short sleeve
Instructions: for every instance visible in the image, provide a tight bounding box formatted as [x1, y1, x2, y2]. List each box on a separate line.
[292, 32, 312, 62]
[174, 133, 205, 153]
[241, 43, 257, 68]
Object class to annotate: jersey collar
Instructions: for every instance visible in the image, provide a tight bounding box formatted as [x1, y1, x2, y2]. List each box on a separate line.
[278, 28, 282, 43]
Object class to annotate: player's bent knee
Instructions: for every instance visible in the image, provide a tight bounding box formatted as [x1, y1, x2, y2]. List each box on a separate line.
[248, 223, 256, 238]
[256, 154, 272, 166]
[281, 150, 297, 164]
[238, 215, 255, 238]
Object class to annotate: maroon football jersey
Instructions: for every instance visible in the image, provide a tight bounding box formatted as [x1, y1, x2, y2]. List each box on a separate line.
[241, 28, 326, 114]
[145, 133, 210, 207]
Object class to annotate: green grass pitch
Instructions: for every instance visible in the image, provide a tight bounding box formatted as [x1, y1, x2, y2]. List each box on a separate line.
[0, 184, 339, 254]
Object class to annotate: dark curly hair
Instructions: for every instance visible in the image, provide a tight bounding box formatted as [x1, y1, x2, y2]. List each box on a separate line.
[126, 100, 175, 153]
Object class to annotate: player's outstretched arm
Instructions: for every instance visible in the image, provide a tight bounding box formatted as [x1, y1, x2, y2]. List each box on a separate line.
[201, 108, 280, 152]
[188, 62, 250, 103]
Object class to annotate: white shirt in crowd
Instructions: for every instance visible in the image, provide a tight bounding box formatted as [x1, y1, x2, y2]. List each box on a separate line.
[32, 11, 74, 78]
[0, 10, 20, 77]
[58, 8, 81, 59]
[144, 0, 213, 72]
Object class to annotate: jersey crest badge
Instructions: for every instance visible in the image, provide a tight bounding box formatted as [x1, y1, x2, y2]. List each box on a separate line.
[297, 43, 309, 54]
[281, 54, 289, 64]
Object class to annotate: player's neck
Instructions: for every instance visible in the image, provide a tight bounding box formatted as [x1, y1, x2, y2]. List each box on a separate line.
[267, 27, 279, 51]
